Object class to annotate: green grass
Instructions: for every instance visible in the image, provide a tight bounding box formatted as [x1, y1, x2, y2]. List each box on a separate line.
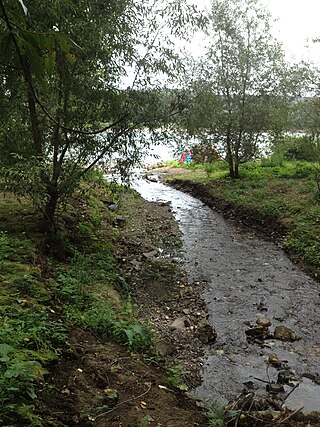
[166, 160, 320, 268]
[0, 177, 154, 425]
[0, 231, 67, 425]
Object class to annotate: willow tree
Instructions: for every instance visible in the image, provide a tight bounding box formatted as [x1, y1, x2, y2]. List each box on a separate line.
[182, 0, 289, 178]
[0, 0, 203, 230]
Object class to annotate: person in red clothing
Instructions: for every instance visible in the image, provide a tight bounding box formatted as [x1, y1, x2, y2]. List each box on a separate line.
[179, 150, 192, 163]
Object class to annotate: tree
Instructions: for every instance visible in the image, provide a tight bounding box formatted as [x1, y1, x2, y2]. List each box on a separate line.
[0, 0, 203, 231]
[181, 0, 289, 178]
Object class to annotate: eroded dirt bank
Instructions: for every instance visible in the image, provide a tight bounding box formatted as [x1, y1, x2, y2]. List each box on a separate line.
[36, 189, 209, 427]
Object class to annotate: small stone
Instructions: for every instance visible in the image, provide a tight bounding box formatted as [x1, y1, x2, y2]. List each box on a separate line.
[268, 353, 281, 367]
[170, 317, 188, 330]
[113, 215, 127, 226]
[142, 250, 158, 259]
[266, 383, 285, 393]
[196, 323, 217, 344]
[156, 339, 176, 356]
[256, 318, 272, 328]
[108, 203, 119, 211]
[278, 370, 294, 384]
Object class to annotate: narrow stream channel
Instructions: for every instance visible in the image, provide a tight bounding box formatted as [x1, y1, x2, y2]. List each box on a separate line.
[132, 175, 320, 413]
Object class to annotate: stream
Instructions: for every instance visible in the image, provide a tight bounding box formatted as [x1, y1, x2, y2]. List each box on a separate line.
[132, 175, 320, 413]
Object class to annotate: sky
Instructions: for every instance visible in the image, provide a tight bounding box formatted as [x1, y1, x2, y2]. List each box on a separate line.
[262, 0, 320, 63]
[191, 0, 320, 64]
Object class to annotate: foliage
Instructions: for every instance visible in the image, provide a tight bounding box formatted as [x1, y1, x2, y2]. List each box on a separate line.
[206, 401, 239, 427]
[0, 0, 204, 231]
[179, 0, 290, 178]
[270, 135, 317, 162]
[0, 231, 67, 424]
[0, 179, 160, 423]
[56, 235, 154, 350]
[166, 364, 188, 391]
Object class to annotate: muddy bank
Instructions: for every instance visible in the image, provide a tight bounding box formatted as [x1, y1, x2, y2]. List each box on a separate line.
[133, 173, 320, 418]
[36, 189, 209, 427]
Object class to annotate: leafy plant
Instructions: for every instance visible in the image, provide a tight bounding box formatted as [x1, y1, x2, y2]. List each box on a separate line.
[206, 401, 239, 427]
[167, 364, 188, 391]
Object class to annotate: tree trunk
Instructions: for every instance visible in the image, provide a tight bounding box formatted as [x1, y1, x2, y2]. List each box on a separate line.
[42, 188, 58, 232]
[234, 162, 239, 179]
[27, 87, 43, 156]
[226, 129, 235, 178]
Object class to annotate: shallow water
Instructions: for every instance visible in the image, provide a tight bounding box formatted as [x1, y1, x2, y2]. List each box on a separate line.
[133, 175, 320, 412]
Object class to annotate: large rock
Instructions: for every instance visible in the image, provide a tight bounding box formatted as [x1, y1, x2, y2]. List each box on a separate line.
[274, 326, 301, 342]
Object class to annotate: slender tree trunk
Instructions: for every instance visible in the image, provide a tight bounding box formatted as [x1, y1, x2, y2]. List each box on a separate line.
[26, 85, 43, 156]
[42, 186, 58, 232]
[226, 127, 235, 178]
[234, 162, 239, 179]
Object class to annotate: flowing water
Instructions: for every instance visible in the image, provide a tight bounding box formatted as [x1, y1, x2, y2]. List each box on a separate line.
[133, 175, 320, 412]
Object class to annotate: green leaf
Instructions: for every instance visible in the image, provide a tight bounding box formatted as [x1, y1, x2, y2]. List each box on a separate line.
[66, 52, 76, 65]
[25, 41, 44, 80]
[124, 328, 134, 346]
[44, 51, 56, 75]
[0, 343, 14, 362]
[0, 32, 12, 59]
[26, 386, 37, 399]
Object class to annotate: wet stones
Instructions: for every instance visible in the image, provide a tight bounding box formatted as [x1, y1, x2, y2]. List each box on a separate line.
[266, 383, 285, 394]
[274, 326, 301, 342]
[196, 322, 217, 344]
[245, 318, 301, 345]
[245, 325, 268, 343]
[245, 317, 272, 343]
[268, 353, 282, 368]
[256, 318, 272, 328]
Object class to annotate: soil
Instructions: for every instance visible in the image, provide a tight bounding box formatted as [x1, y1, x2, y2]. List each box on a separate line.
[35, 190, 209, 427]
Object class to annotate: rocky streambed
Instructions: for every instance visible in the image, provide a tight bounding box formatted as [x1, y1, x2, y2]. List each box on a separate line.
[133, 173, 320, 415]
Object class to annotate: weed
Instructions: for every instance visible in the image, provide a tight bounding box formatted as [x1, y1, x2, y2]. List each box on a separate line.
[57, 248, 154, 351]
[206, 401, 239, 427]
[167, 364, 188, 391]
[140, 414, 162, 426]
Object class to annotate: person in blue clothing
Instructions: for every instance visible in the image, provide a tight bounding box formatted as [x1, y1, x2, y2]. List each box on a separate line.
[179, 150, 192, 163]
[185, 150, 192, 163]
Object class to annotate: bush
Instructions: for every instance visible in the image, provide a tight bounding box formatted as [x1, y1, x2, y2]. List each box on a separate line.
[271, 135, 316, 162]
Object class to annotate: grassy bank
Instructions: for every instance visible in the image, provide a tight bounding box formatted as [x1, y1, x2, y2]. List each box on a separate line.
[162, 159, 320, 272]
[0, 177, 154, 425]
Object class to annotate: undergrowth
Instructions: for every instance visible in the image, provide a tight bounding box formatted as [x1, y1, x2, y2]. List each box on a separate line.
[0, 177, 154, 425]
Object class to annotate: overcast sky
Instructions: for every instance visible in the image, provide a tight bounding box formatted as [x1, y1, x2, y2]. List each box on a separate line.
[263, 0, 320, 63]
[189, 0, 320, 64]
